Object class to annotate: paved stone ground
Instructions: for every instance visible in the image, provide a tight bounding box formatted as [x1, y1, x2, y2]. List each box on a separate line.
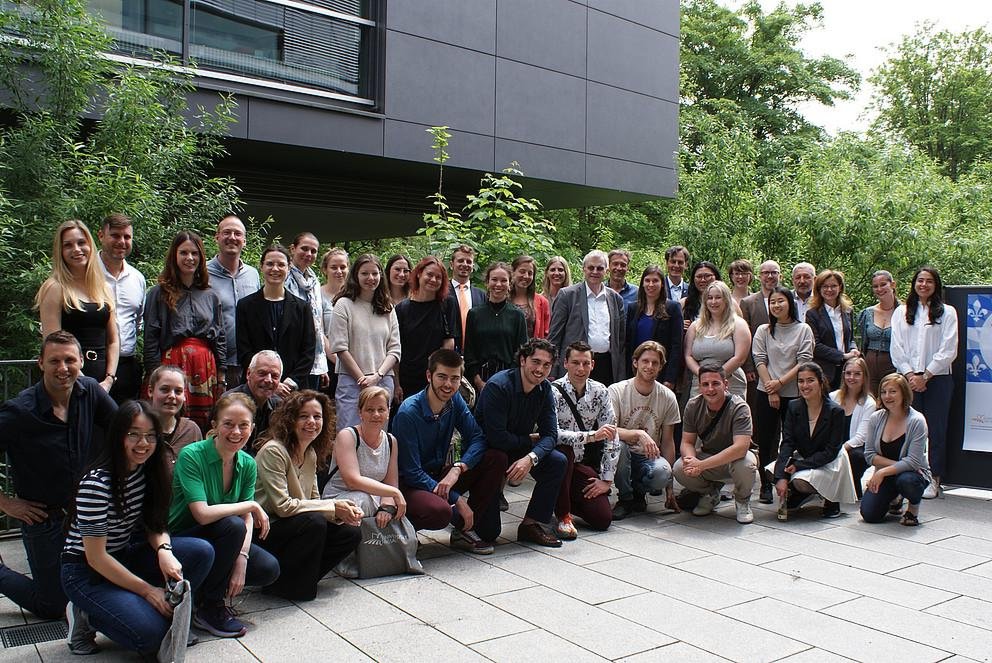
[2, 480, 992, 662]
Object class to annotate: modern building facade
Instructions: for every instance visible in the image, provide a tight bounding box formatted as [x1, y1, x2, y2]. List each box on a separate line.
[89, 0, 679, 240]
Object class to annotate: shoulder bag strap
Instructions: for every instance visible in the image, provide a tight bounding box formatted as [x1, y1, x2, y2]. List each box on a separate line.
[552, 382, 589, 432]
[699, 396, 732, 442]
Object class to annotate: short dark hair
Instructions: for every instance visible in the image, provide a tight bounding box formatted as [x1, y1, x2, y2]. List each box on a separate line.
[564, 341, 592, 361]
[516, 337, 558, 364]
[42, 330, 81, 357]
[665, 246, 690, 263]
[428, 348, 464, 374]
[697, 362, 726, 380]
[101, 213, 132, 230]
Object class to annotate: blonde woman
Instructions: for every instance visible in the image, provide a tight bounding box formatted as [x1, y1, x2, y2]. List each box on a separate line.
[684, 281, 750, 399]
[540, 256, 572, 304]
[36, 220, 119, 391]
[830, 356, 876, 498]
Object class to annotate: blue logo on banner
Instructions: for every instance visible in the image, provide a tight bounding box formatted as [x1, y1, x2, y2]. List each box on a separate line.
[967, 294, 992, 383]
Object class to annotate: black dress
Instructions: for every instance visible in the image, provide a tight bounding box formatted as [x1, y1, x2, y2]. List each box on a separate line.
[394, 298, 453, 399]
[62, 302, 110, 381]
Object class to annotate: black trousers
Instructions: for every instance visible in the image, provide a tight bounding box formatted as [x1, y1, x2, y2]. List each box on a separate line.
[109, 355, 143, 403]
[591, 352, 614, 386]
[255, 512, 361, 601]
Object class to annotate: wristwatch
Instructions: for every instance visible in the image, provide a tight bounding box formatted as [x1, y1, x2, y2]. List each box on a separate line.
[527, 451, 539, 467]
[157, 543, 173, 552]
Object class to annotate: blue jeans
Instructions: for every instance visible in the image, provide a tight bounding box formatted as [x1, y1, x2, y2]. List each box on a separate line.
[860, 471, 929, 523]
[60, 537, 214, 654]
[0, 515, 67, 619]
[616, 445, 673, 501]
[335, 373, 395, 432]
[178, 516, 280, 605]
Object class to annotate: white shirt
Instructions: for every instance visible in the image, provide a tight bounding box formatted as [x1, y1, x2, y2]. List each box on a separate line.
[99, 257, 146, 357]
[585, 283, 611, 353]
[890, 302, 959, 376]
[826, 304, 845, 352]
[667, 277, 686, 301]
[794, 290, 811, 321]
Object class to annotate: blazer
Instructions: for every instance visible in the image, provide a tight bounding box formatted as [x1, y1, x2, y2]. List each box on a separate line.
[739, 291, 770, 375]
[547, 282, 626, 383]
[235, 290, 315, 387]
[625, 300, 684, 384]
[805, 306, 855, 386]
[446, 282, 486, 354]
[774, 397, 846, 480]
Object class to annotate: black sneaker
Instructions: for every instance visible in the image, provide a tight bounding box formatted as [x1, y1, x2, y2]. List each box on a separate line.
[759, 484, 773, 504]
[450, 529, 495, 555]
[821, 500, 841, 519]
[786, 489, 813, 511]
[612, 500, 634, 520]
[193, 604, 247, 638]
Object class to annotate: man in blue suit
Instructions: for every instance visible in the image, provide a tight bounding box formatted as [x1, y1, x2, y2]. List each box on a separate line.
[446, 244, 486, 355]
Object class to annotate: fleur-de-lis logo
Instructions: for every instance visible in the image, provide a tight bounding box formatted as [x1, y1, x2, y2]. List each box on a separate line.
[970, 298, 989, 323]
[968, 354, 988, 377]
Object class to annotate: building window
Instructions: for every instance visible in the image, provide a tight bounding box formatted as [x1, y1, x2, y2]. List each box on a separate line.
[88, 0, 378, 101]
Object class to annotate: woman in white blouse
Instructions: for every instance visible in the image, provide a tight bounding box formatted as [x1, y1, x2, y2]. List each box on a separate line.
[890, 266, 958, 498]
[830, 357, 876, 499]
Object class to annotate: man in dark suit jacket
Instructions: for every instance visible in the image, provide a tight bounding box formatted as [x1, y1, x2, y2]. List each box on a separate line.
[446, 244, 486, 354]
[739, 260, 782, 386]
[548, 250, 626, 385]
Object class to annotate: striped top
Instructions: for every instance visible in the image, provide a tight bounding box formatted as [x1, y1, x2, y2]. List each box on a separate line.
[63, 467, 146, 557]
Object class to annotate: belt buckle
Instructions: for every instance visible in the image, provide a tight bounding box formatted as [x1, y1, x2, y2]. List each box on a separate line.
[84, 350, 99, 361]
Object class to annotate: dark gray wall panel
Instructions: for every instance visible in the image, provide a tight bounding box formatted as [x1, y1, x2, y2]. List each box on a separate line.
[495, 59, 585, 151]
[587, 0, 677, 36]
[586, 82, 676, 167]
[586, 155, 676, 197]
[384, 119, 495, 171]
[495, 138, 585, 186]
[588, 11, 678, 101]
[385, 31, 495, 135]
[188, 90, 247, 138]
[386, 0, 497, 54]
[496, 0, 587, 78]
[246, 98, 383, 155]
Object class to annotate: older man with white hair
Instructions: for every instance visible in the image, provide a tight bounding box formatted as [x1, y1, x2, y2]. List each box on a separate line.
[223, 350, 284, 454]
[792, 262, 816, 321]
[548, 250, 626, 385]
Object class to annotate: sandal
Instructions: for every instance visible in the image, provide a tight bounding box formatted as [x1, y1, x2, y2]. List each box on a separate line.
[900, 511, 920, 527]
[888, 499, 904, 516]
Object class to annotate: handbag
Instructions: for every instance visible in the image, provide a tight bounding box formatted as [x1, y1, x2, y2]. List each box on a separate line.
[333, 492, 424, 579]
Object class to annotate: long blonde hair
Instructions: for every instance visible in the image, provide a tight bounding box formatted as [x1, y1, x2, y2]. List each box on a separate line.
[35, 220, 113, 313]
[694, 281, 736, 340]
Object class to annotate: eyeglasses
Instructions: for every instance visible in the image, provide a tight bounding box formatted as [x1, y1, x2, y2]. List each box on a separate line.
[760, 270, 781, 276]
[125, 432, 158, 444]
[585, 265, 606, 272]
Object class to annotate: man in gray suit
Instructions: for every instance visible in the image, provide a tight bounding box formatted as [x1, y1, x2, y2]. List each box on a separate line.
[548, 250, 626, 385]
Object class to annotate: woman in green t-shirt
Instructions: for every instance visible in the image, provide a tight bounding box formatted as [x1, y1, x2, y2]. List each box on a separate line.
[168, 392, 280, 639]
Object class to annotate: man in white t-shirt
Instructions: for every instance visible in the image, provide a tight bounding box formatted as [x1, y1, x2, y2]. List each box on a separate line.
[609, 341, 680, 519]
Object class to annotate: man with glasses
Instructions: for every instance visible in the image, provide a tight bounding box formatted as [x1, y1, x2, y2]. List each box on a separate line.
[394, 349, 506, 554]
[548, 250, 626, 385]
[740, 261, 782, 390]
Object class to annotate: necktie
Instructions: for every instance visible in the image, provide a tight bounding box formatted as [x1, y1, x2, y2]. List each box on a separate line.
[459, 284, 471, 349]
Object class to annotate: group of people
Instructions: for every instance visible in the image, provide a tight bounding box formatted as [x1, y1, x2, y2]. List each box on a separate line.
[0, 213, 959, 657]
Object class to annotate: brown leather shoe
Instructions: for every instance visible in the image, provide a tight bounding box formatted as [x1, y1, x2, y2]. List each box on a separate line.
[517, 521, 562, 548]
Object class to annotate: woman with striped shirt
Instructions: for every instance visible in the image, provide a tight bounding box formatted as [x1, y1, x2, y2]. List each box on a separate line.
[60, 401, 214, 656]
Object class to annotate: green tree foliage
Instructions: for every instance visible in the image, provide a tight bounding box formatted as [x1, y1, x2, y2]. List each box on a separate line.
[0, 0, 243, 358]
[870, 24, 992, 180]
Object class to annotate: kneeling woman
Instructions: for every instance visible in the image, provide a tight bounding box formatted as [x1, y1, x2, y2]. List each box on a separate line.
[860, 373, 933, 526]
[169, 392, 280, 638]
[254, 391, 363, 600]
[774, 362, 858, 519]
[61, 401, 214, 656]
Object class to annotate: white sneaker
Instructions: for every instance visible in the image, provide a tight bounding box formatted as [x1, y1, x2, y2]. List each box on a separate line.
[692, 491, 720, 517]
[922, 482, 940, 499]
[735, 499, 754, 524]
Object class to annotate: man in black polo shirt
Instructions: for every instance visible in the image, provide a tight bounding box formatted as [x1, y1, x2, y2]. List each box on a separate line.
[0, 331, 117, 618]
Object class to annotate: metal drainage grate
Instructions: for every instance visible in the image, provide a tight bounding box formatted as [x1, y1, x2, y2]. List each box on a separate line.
[0, 620, 67, 648]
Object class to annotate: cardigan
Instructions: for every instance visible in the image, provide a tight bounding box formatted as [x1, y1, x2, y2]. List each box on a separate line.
[861, 407, 933, 484]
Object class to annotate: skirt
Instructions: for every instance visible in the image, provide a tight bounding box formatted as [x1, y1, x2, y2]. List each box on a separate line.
[161, 337, 220, 433]
[766, 452, 858, 504]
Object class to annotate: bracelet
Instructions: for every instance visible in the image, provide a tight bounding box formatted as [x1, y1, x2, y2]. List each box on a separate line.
[238, 551, 249, 560]
[157, 542, 173, 552]
[376, 504, 398, 516]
